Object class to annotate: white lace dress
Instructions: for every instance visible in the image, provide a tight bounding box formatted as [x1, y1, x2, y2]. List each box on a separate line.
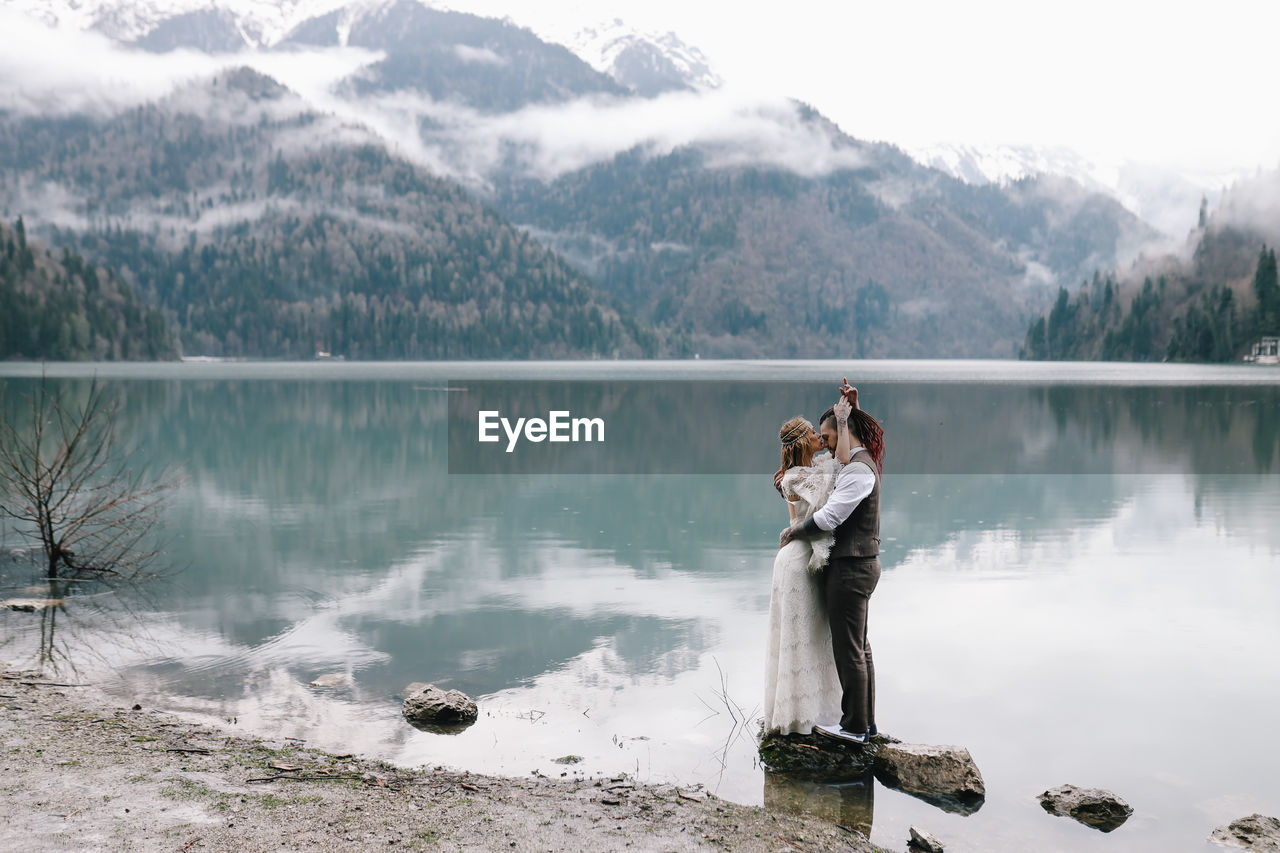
[762, 455, 844, 736]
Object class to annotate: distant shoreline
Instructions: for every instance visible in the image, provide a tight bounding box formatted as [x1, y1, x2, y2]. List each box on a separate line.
[3, 359, 1280, 385]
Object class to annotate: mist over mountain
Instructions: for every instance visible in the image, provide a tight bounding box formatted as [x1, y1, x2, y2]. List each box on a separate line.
[279, 1, 629, 111]
[0, 0, 1182, 359]
[1021, 167, 1280, 363]
[3, 0, 348, 46]
[0, 66, 648, 359]
[910, 142, 1248, 242]
[494, 134, 1156, 358]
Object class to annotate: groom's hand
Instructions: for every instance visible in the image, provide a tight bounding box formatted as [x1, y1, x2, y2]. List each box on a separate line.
[778, 527, 794, 547]
[840, 378, 860, 410]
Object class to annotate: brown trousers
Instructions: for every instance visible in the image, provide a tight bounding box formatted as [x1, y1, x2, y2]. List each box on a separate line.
[825, 556, 880, 734]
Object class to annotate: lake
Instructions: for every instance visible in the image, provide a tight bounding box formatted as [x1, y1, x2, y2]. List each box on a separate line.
[2, 360, 1278, 852]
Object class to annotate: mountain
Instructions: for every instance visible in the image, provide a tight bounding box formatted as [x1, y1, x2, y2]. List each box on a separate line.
[2, 1, 1164, 359]
[0, 67, 649, 359]
[131, 7, 251, 52]
[563, 19, 722, 96]
[280, 1, 627, 110]
[7, 0, 722, 97]
[1021, 169, 1280, 363]
[492, 126, 1157, 358]
[1, 0, 348, 46]
[47, 0, 632, 113]
[0, 217, 178, 360]
[909, 141, 1248, 240]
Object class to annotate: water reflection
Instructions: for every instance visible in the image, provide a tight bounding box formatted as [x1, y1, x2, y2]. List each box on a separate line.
[765, 769, 876, 838]
[1, 367, 1278, 852]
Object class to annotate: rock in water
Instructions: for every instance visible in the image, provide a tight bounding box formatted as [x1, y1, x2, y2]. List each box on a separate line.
[1209, 814, 1280, 851]
[757, 730, 880, 776]
[402, 684, 478, 731]
[1038, 784, 1133, 832]
[908, 825, 945, 852]
[873, 743, 985, 815]
[3, 598, 64, 612]
[308, 673, 350, 689]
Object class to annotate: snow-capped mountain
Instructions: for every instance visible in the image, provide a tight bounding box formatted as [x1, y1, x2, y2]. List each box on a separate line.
[5, 1, 721, 98]
[909, 141, 1249, 239]
[1, 0, 375, 46]
[562, 18, 721, 96]
[907, 142, 1101, 187]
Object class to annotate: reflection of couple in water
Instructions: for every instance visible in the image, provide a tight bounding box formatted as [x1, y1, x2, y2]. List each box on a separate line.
[765, 379, 885, 746]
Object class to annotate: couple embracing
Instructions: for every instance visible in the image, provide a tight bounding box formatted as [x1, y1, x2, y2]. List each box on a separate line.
[764, 380, 885, 745]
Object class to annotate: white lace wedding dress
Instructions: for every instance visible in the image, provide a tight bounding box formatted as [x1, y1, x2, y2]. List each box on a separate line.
[763, 455, 844, 736]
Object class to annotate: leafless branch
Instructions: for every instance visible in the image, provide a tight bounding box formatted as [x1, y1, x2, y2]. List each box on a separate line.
[0, 373, 176, 581]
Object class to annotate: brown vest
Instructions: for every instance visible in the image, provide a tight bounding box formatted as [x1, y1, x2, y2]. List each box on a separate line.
[830, 448, 880, 559]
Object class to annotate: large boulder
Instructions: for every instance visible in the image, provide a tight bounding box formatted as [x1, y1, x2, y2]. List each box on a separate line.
[873, 743, 985, 815]
[1038, 784, 1132, 832]
[402, 683, 478, 732]
[1209, 814, 1280, 852]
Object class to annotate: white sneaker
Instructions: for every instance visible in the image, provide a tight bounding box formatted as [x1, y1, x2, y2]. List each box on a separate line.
[813, 723, 869, 744]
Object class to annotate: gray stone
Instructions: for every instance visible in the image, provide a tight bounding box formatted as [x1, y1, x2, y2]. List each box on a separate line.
[873, 743, 985, 815]
[3, 598, 64, 612]
[402, 683, 478, 731]
[908, 825, 945, 852]
[757, 730, 892, 776]
[1038, 784, 1133, 832]
[1209, 814, 1280, 852]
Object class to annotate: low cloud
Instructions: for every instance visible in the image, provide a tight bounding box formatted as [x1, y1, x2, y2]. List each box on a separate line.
[0, 12, 380, 117]
[1216, 167, 1280, 243]
[1, 11, 874, 210]
[5, 178, 418, 248]
[452, 44, 507, 65]
[361, 86, 870, 185]
[0, 12, 218, 114]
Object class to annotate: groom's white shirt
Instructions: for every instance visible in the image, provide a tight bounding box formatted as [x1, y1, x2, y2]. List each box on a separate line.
[811, 450, 875, 532]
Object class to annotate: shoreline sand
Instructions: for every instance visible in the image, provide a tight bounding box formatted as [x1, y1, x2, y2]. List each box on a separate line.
[1, 668, 881, 852]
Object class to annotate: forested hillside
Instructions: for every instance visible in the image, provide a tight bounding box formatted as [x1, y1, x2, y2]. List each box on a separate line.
[0, 69, 650, 359]
[0, 217, 176, 360]
[1021, 222, 1280, 363]
[494, 139, 1156, 358]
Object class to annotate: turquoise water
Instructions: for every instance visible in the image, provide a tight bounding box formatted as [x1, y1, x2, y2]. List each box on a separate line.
[2, 361, 1278, 852]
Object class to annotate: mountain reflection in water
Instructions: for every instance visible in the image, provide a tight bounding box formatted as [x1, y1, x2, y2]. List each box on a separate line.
[1, 363, 1277, 852]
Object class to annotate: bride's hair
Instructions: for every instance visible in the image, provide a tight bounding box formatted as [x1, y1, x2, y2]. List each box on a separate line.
[820, 406, 885, 474]
[774, 416, 815, 494]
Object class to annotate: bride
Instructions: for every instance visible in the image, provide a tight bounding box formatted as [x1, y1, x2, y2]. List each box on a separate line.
[762, 398, 853, 735]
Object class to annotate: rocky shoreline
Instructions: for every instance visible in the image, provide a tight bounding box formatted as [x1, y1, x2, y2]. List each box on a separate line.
[0, 669, 883, 852]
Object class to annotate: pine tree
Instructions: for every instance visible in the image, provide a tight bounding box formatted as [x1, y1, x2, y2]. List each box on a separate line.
[1253, 245, 1279, 334]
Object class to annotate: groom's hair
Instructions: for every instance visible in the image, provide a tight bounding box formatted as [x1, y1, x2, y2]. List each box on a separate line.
[819, 406, 886, 474]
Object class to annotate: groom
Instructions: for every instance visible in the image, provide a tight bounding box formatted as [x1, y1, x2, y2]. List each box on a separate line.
[779, 382, 881, 745]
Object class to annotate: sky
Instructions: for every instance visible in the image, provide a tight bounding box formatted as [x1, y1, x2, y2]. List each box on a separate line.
[453, 0, 1279, 175]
